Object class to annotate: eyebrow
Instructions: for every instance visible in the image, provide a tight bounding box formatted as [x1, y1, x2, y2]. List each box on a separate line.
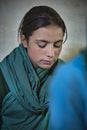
[35, 39, 63, 44]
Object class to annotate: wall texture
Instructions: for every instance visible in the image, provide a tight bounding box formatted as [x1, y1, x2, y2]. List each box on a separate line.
[0, 0, 87, 61]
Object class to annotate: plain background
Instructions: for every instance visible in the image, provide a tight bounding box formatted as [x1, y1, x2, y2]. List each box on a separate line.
[0, 0, 87, 61]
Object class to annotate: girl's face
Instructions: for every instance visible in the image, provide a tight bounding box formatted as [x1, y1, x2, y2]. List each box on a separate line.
[21, 25, 64, 69]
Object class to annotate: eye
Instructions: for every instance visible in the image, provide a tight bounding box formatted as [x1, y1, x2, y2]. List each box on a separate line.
[54, 41, 63, 48]
[38, 42, 47, 48]
[35, 41, 47, 48]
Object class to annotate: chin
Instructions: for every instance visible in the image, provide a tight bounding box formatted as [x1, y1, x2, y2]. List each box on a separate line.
[39, 65, 53, 69]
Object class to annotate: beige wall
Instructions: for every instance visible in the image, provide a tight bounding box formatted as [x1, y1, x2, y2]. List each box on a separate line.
[0, 0, 87, 61]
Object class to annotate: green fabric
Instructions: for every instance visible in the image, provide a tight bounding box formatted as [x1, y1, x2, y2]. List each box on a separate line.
[0, 44, 64, 130]
[0, 69, 9, 105]
[0, 69, 9, 129]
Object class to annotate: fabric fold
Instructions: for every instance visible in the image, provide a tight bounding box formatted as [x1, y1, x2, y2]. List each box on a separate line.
[0, 44, 64, 130]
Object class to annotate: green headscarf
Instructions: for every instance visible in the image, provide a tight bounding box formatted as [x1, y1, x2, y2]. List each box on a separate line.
[0, 44, 64, 130]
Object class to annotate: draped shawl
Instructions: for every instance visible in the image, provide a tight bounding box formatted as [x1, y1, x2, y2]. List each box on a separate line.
[0, 44, 64, 130]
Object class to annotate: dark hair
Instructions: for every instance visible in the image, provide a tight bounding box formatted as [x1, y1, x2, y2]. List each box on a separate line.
[18, 5, 67, 42]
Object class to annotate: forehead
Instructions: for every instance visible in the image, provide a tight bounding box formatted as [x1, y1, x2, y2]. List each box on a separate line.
[31, 25, 64, 42]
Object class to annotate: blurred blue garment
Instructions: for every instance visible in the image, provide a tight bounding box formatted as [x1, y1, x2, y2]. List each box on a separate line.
[49, 50, 87, 130]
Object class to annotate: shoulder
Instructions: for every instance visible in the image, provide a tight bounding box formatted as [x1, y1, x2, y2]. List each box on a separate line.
[58, 58, 65, 64]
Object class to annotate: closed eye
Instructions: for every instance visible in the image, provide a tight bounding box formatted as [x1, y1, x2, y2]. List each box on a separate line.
[38, 42, 47, 48]
[35, 40, 48, 48]
[54, 40, 63, 48]
[35, 39, 63, 48]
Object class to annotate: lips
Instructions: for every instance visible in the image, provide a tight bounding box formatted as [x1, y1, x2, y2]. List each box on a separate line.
[42, 60, 53, 65]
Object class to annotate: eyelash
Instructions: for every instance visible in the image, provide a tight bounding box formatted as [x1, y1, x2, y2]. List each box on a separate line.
[54, 44, 62, 48]
[38, 43, 62, 48]
[38, 44, 47, 48]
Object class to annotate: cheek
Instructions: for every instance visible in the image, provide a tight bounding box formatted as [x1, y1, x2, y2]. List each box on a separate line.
[55, 48, 62, 57]
[31, 49, 42, 59]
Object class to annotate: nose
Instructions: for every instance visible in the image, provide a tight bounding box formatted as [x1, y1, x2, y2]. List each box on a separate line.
[46, 44, 55, 58]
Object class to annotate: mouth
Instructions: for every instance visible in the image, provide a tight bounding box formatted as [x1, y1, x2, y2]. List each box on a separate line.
[42, 60, 54, 65]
